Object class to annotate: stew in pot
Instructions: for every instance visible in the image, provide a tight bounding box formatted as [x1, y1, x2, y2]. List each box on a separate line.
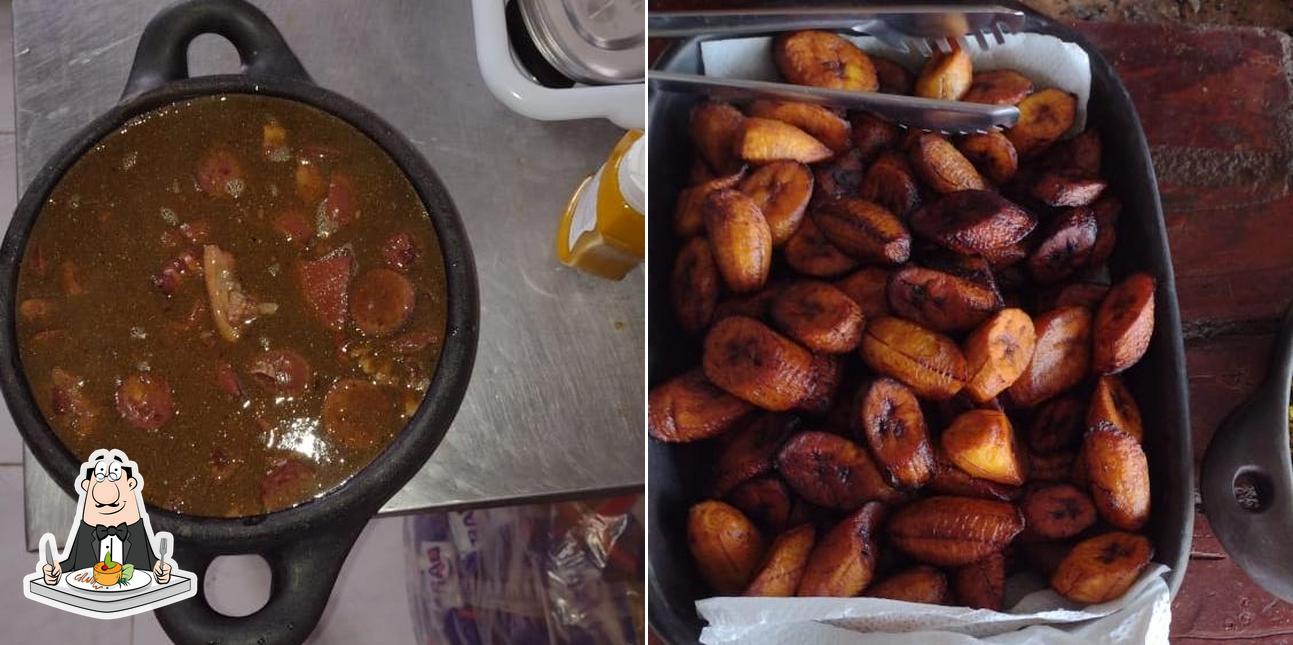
[16, 94, 448, 517]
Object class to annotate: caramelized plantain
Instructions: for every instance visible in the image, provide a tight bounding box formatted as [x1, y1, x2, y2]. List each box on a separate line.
[784, 217, 859, 278]
[737, 117, 834, 164]
[860, 151, 922, 218]
[688, 500, 766, 594]
[914, 47, 973, 101]
[671, 236, 721, 335]
[747, 100, 853, 154]
[957, 130, 1019, 184]
[835, 267, 893, 319]
[703, 316, 817, 411]
[711, 413, 800, 496]
[1028, 450, 1077, 483]
[800, 353, 844, 415]
[963, 308, 1037, 402]
[727, 475, 795, 533]
[777, 431, 903, 509]
[1083, 422, 1150, 530]
[910, 133, 986, 194]
[963, 69, 1034, 105]
[690, 102, 745, 174]
[871, 55, 915, 94]
[1021, 483, 1097, 539]
[865, 565, 951, 604]
[774, 30, 878, 92]
[858, 377, 937, 489]
[771, 280, 866, 353]
[942, 409, 1027, 486]
[1006, 306, 1092, 407]
[1043, 128, 1102, 177]
[674, 171, 746, 238]
[704, 189, 773, 293]
[1088, 375, 1143, 442]
[813, 148, 866, 202]
[1027, 206, 1098, 284]
[739, 160, 814, 246]
[1026, 393, 1085, 454]
[888, 496, 1025, 567]
[1032, 172, 1107, 207]
[797, 502, 886, 596]
[954, 552, 1006, 610]
[1006, 89, 1078, 157]
[714, 282, 785, 323]
[744, 524, 817, 597]
[1092, 272, 1156, 375]
[1051, 531, 1152, 603]
[850, 113, 901, 162]
[888, 265, 1004, 333]
[648, 369, 753, 444]
[910, 190, 1036, 254]
[1087, 195, 1121, 271]
[1039, 281, 1110, 311]
[861, 316, 968, 400]
[811, 198, 911, 264]
[928, 456, 1022, 501]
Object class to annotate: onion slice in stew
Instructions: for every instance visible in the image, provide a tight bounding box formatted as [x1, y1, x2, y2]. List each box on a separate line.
[203, 245, 277, 342]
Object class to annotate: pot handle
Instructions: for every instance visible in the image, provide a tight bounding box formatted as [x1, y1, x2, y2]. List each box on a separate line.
[1201, 303, 1293, 602]
[122, 0, 311, 100]
[152, 519, 366, 645]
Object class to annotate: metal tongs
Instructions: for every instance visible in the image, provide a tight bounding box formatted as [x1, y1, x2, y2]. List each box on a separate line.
[649, 5, 1027, 134]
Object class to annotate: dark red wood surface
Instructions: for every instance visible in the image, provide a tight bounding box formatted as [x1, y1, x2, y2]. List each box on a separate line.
[648, 5, 1293, 639]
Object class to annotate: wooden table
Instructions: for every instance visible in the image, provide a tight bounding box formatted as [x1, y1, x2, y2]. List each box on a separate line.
[649, 4, 1293, 640]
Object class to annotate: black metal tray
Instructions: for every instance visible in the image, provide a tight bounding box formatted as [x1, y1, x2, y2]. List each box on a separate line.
[646, 4, 1193, 642]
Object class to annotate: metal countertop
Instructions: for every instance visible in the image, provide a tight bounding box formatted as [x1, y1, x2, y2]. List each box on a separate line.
[12, 0, 644, 548]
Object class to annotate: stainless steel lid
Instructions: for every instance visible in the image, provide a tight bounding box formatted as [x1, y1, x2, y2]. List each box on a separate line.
[516, 0, 644, 85]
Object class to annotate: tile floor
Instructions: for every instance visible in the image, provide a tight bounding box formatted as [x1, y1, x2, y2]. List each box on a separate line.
[0, 2, 416, 641]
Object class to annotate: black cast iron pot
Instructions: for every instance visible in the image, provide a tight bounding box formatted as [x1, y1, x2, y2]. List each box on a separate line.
[647, 2, 1192, 642]
[0, 1, 478, 643]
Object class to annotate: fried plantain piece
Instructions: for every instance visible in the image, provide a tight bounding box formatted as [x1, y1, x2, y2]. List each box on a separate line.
[928, 456, 1022, 501]
[835, 267, 893, 319]
[865, 565, 951, 604]
[888, 496, 1024, 566]
[648, 370, 753, 443]
[942, 409, 1027, 486]
[797, 502, 886, 596]
[690, 102, 746, 174]
[1028, 449, 1077, 483]
[705, 189, 773, 293]
[1032, 172, 1108, 208]
[813, 148, 867, 203]
[1083, 422, 1150, 530]
[957, 130, 1019, 184]
[872, 55, 915, 94]
[784, 217, 860, 278]
[777, 431, 903, 509]
[954, 552, 1006, 610]
[774, 30, 879, 92]
[771, 280, 866, 353]
[1021, 483, 1097, 539]
[860, 316, 968, 400]
[910, 133, 986, 194]
[703, 316, 817, 411]
[1088, 375, 1143, 442]
[1038, 281, 1110, 311]
[860, 151, 922, 218]
[1006, 306, 1092, 407]
[963, 308, 1037, 403]
[963, 69, 1035, 105]
[711, 413, 800, 496]
[888, 264, 1004, 333]
[850, 113, 901, 162]
[1026, 393, 1085, 454]
[744, 524, 817, 597]
[674, 171, 746, 238]
[1051, 531, 1152, 603]
[739, 160, 814, 246]
[800, 353, 844, 415]
[688, 500, 766, 594]
[737, 117, 834, 164]
[747, 100, 853, 154]
[1027, 206, 1098, 284]
[727, 475, 795, 533]
[911, 190, 1036, 254]
[1092, 272, 1156, 374]
[859, 377, 937, 489]
[915, 47, 972, 101]
[714, 281, 785, 323]
[1087, 195, 1121, 271]
[811, 198, 911, 264]
[671, 236, 721, 335]
[1006, 89, 1078, 157]
[1043, 128, 1102, 177]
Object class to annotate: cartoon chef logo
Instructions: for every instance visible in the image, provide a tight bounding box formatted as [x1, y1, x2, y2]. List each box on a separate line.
[22, 448, 196, 618]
